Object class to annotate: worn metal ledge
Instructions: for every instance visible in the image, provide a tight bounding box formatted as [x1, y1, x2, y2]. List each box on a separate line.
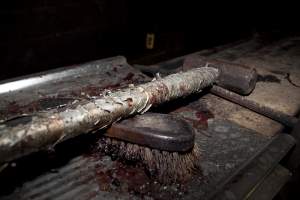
[212, 134, 295, 200]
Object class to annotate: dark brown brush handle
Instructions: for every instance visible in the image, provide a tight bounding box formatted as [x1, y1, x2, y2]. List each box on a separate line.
[106, 113, 195, 152]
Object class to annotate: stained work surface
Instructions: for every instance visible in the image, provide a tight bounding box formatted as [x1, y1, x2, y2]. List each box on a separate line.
[0, 119, 269, 200]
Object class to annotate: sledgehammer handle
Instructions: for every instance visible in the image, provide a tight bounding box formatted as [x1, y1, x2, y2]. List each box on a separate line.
[0, 67, 219, 163]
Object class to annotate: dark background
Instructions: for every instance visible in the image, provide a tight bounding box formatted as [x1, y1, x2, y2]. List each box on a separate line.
[0, 1, 298, 80]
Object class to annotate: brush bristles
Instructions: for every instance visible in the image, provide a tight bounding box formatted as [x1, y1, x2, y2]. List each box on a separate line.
[97, 137, 201, 183]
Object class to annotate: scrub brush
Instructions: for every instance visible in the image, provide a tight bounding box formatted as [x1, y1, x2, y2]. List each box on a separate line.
[97, 112, 200, 183]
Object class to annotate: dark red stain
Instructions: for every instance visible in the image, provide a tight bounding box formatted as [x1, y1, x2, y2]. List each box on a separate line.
[94, 161, 150, 194]
[4, 100, 45, 117]
[171, 106, 215, 129]
[195, 111, 214, 124]
[104, 83, 121, 90]
[1, 97, 74, 119]
[92, 158, 189, 199]
[171, 109, 214, 130]
[123, 72, 134, 81]
[88, 149, 189, 199]
[125, 98, 133, 107]
[6, 101, 21, 115]
[194, 110, 214, 129]
[113, 67, 118, 72]
[95, 170, 112, 191]
[180, 84, 188, 93]
[80, 85, 102, 96]
[148, 82, 169, 105]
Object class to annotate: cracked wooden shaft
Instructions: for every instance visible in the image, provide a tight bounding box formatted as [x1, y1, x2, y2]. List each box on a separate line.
[0, 67, 219, 163]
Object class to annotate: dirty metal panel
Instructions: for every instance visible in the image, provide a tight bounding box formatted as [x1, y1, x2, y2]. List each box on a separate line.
[0, 56, 149, 120]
